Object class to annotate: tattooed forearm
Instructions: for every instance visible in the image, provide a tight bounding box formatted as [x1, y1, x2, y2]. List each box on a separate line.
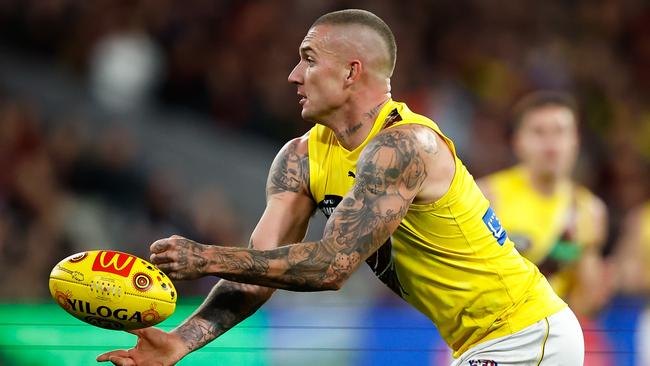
[174, 318, 218, 352]
[172, 280, 271, 352]
[208, 127, 429, 292]
[177, 243, 209, 273]
[207, 243, 332, 290]
[267, 139, 309, 196]
[209, 249, 271, 275]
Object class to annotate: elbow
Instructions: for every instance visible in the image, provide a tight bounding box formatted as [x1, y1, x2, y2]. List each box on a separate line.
[320, 273, 350, 291]
[322, 281, 342, 291]
[320, 281, 343, 291]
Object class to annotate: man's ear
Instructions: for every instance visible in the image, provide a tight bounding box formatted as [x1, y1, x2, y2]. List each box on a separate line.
[344, 60, 363, 86]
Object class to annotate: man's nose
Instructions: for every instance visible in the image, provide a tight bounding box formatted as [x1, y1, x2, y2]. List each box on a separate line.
[288, 63, 303, 84]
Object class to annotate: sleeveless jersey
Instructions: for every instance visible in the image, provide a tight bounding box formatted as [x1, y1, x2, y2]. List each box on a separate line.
[483, 166, 602, 297]
[307, 100, 565, 357]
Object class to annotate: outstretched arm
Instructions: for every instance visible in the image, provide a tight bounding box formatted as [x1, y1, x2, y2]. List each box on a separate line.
[151, 125, 434, 291]
[98, 136, 314, 365]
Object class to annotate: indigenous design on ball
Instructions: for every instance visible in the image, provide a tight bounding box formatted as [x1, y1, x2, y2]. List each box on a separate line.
[133, 273, 153, 292]
[49, 249, 177, 330]
[142, 304, 161, 324]
[54, 289, 72, 311]
[91, 251, 136, 277]
[56, 265, 85, 281]
[69, 252, 88, 263]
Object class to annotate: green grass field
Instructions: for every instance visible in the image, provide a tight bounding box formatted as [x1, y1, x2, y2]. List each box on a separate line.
[0, 300, 270, 365]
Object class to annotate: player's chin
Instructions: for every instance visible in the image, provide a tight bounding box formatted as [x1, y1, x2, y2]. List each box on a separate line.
[539, 167, 565, 180]
[300, 108, 317, 123]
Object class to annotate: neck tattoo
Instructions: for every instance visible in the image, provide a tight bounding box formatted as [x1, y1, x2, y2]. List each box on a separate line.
[341, 102, 385, 137]
[363, 103, 383, 121]
[342, 122, 363, 137]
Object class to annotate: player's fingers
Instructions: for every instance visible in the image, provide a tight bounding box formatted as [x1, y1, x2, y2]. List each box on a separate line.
[150, 239, 171, 253]
[166, 271, 181, 280]
[108, 355, 136, 366]
[150, 252, 174, 265]
[96, 350, 129, 362]
[156, 262, 177, 273]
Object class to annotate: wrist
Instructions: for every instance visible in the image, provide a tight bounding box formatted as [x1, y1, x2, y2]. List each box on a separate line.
[165, 329, 193, 361]
[204, 245, 224, 276]
[169, 327, 201, 355]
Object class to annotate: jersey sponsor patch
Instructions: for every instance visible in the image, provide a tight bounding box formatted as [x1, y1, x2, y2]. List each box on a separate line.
[318, 194, 343, 218]
[482, 207, 507, 245]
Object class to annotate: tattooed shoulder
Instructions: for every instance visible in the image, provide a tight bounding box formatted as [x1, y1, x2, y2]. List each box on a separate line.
[357, 125, 432, 197]
[266, 135, 310, 197]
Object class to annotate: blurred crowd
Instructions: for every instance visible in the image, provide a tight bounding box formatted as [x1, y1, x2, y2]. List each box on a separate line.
[0, 0, 649, 300]
[0, 98, 244, 298]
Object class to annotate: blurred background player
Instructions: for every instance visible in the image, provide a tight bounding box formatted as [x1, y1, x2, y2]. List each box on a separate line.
[616, 201, 650, 365]
[477, 91, 613, 365]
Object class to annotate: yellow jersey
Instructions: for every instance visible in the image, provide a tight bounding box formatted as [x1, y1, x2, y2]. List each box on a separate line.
[308, 100, 565, 357]
[639, 202, 650, 285]
[483, 166, 601, 297]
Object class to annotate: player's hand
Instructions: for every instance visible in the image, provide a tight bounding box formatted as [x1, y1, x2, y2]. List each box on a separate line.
[149, 235, 211, 280]
[96, 327, 187, 366]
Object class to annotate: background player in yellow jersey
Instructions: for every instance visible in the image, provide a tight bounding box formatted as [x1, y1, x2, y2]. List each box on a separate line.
[477, 91, 612, 364]
[616, 201, 650, 365]
[98, 10, 582, 366]
[478, 92, 610, 315]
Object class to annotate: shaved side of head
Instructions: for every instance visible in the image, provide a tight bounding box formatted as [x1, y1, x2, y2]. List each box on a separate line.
[312, 9, 397, 78]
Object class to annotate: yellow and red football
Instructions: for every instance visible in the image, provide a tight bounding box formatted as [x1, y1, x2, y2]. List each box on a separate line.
[48, 250, 177, 330]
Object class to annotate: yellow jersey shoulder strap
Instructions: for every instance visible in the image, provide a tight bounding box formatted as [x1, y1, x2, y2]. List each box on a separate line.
[382, 102, 458, 157]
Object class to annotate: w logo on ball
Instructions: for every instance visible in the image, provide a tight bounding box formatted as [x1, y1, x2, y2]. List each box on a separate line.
[92, 251, 136, 277]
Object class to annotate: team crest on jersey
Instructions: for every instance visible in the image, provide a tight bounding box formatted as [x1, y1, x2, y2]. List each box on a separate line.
[468, 360, 498, 366]
[482, 207, 507, 245]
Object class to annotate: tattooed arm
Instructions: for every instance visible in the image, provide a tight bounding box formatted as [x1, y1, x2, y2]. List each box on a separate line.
[97, 136, 315, 364]
[152, 125, 438, 292]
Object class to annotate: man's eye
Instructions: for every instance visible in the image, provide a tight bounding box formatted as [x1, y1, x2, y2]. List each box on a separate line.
[306, 57, 315, 65]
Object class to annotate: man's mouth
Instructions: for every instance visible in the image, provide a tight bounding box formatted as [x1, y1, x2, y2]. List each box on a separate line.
[297, 92, 307, 105]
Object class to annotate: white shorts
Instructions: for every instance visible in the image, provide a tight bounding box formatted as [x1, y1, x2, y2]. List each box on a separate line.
[450, 307, 584, 366]
[638, 306, 650, 366]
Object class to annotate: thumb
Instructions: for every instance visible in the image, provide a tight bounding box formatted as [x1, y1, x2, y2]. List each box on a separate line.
[126, 327, 164, 344]
[150, 239, 171, 253]
[97, 349, 129, 361]
[125, 328, 145, 337]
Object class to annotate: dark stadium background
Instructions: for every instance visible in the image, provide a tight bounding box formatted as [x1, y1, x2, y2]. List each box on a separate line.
[0, 0, 648, 365]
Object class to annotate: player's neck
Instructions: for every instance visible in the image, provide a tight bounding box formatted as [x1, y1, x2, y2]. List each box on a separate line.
[526, 169, 569, 196]
[329, 96, 390, 150]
